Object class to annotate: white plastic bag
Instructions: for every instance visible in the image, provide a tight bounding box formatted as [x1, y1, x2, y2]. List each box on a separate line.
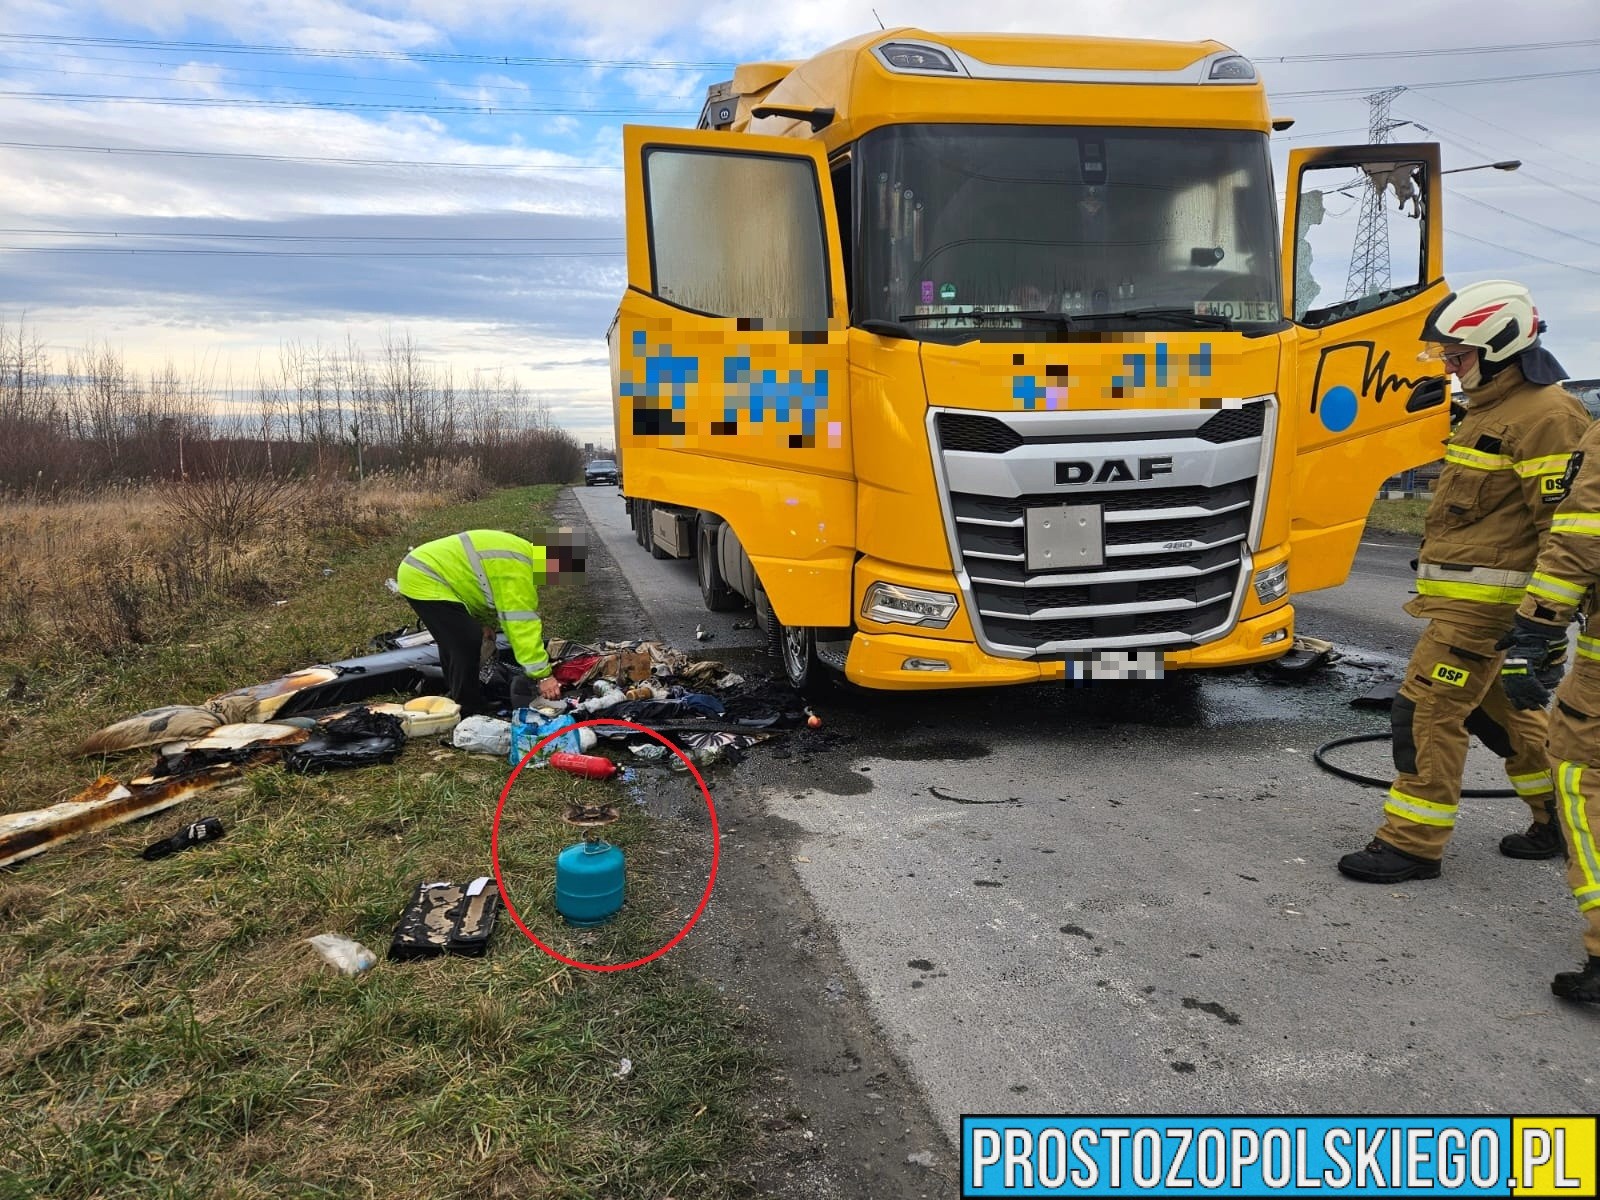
[451, 715, 512, 756]
[306, 933, 376, 976]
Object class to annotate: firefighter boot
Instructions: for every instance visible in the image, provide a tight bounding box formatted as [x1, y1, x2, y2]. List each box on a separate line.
[1337, 838, 1442, 884]
[1499, 817, 1567, 860]
[1551, 956, 1600, 1004]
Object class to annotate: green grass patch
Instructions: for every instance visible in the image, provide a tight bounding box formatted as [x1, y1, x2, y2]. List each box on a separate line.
[1366, 496, 1429, 538]
[0, 486, 757, 1198]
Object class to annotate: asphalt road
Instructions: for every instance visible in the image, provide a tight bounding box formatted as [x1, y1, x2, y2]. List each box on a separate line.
[572, 487, 1600, 1136]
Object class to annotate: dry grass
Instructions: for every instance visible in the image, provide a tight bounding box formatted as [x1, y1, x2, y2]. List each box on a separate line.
[0, 484, 758, 1198]
[1366, 496, 1430, 538]
[0, 464, 489, 656]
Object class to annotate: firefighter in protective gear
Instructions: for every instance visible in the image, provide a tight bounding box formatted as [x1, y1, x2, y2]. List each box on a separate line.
[1497, 422, 1600, 1003]
[396, 530, 584, 716]
[1338, 281, 1590, 884]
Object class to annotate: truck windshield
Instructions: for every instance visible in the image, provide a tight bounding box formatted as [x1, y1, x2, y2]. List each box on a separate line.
[856, 124, 1282, 338]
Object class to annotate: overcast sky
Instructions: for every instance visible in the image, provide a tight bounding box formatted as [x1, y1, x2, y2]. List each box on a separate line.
[1, 0, 1597, 445]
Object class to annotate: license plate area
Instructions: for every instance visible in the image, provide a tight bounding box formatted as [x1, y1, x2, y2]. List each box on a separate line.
[1065, 651, 1166, 682]
[1025, 504, 1103, 572]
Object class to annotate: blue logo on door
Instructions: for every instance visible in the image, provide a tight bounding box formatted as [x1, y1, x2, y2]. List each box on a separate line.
[1317, 384, 1359, 433]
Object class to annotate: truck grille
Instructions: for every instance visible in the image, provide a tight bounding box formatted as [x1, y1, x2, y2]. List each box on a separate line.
[933, 400, 1272, 656]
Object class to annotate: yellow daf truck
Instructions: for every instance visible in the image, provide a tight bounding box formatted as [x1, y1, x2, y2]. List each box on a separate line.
[608, 28, 1450, 691]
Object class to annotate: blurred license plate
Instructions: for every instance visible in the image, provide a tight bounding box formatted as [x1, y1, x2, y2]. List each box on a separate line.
[1065, 651, 1165, 682]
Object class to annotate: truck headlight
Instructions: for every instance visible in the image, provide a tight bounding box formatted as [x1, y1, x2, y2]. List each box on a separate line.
[1207, 54, 1256, 81]
[862, 583, 958, 628]
[1253, 562, 1289, 604]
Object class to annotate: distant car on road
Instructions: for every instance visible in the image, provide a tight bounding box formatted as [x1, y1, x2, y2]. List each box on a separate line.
[584, 459, 619, 487]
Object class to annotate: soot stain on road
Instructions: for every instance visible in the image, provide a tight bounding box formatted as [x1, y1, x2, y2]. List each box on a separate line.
[1182, 997, 1243, 1025]
[928, 785, 1019, 806]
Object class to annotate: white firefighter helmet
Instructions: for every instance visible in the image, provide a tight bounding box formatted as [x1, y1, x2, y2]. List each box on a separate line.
[1418, 280, 1541, 364]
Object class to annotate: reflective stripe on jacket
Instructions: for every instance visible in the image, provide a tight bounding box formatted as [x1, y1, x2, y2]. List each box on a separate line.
[395, 530, 552, 678]
[1411, 363, 1590, 621]
[1518, 418, 1600, 627]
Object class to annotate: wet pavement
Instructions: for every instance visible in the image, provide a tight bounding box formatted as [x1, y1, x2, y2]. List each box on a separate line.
[570, 487, 1600, 1145]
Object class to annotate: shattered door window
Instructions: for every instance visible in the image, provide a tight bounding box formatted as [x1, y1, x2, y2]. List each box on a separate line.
[1293, 158, 1428, 326]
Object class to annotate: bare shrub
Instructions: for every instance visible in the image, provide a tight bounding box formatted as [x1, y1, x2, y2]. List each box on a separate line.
[158, 468, 298, 554]
[415, 457, 490, 501]
[97, 560, 148, 645]
[153, 536, 211, 607]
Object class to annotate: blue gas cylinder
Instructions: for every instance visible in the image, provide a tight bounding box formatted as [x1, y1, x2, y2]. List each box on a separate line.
[555, 837, 625, 926]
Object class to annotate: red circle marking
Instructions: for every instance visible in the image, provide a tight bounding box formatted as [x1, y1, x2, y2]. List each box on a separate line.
[490, 716, 720, 972]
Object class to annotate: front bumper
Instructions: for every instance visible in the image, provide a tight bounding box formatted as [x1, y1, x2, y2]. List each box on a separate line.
[842, 605, 1295, 690]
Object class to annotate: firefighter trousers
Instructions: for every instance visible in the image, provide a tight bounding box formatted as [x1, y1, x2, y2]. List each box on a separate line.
[1548, 642, 1600, 958]
[1376, 617, 1556, 860]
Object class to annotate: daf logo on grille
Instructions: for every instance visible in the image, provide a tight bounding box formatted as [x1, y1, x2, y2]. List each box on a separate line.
[1056, 456, 1174, 485]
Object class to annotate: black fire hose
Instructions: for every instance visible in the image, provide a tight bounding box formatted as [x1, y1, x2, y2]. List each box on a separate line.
[1313, 731, 1518, 798]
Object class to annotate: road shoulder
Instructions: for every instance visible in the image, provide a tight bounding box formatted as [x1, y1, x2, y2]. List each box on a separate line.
[555, 488, 956, 1197]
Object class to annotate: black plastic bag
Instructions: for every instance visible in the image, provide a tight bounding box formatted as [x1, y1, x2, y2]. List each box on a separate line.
[284, 709, 406, 773]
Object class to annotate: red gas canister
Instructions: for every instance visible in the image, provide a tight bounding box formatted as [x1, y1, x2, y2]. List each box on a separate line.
[548, 751, 619, 780]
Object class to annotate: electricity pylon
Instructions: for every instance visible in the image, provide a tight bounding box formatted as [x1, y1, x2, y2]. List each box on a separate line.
[1345, 85, 1406, 301]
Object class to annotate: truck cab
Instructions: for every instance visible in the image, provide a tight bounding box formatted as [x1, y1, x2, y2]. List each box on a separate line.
[610, 29, 1449, 690]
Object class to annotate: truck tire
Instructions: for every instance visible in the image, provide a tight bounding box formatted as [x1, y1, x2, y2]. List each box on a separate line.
[697, 519, 743, 612]
[649, 509, 672, 560]
[634, 501, 651, 548]
[758, 587, 832, 695]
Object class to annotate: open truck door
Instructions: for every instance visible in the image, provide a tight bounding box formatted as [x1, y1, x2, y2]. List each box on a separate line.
[610, 124, 855, 625]
[1283, 142, 1450, 593]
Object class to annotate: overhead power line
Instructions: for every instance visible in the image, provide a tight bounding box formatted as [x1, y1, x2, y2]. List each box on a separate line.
[0, 32, 735, 70]
[1273, 66, 1600, 100]
[1446, 227, 1600, 277]
[5, 30, 1596, 69]
[1256, 37, 1600, 63]
[7, 60, 657, 104]
[8, 65, 1597, 117]
[1418, 119, 1600, 213]
[0, 140, 622, 171]
[16, 50, 659, 100]
[1409, 91, 1600, 180]
[1273, 126, 1369, 142]
[0, 89, 685, 116]
[1447, 194, 1600, 252]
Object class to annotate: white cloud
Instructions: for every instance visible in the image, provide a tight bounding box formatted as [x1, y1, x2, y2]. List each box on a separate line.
[2, 0, 1596, 443]
[85, 0, 442, 51]
[0, 89, 624, 220]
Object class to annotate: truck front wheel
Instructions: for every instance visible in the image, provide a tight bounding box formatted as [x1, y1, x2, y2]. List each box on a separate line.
[776, 623, 822, 692]
[758, 587, 828, 693]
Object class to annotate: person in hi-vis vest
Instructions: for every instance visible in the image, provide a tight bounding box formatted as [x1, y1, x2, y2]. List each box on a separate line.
[396, 529, 584, 715]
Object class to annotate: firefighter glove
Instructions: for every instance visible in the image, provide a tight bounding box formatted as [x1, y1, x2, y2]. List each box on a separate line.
[1496, 614, 1567, 710]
